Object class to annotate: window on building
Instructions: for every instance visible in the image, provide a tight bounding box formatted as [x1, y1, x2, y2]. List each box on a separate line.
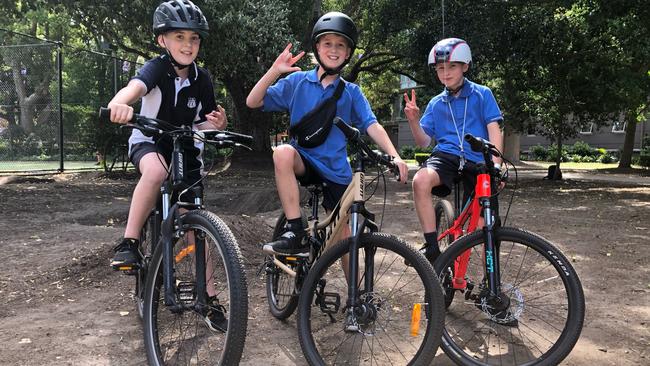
[526, 125, 536, 136]
[580, 123, 594, 134]
[611, 120, 626, 133]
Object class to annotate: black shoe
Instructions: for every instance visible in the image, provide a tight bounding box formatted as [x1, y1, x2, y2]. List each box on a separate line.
[204, 297, 228, 333]
[262, 230, 309, 256]
[405, 244, 441, 266]
[111, 238, 140, 271]
[423, 246, 441, 263]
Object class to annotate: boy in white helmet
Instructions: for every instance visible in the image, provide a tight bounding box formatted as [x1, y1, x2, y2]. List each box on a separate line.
[404, 38, 504, 262]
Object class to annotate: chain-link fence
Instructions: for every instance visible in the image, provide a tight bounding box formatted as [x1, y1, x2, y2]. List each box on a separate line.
[0, 28, 141, 174]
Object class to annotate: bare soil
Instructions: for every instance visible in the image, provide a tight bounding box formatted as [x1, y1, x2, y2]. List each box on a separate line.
[0, 162, 648, 365]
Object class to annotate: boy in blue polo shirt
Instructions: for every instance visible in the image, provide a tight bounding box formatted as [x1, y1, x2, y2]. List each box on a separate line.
[404, 38, 503, 262]
[107, 0, 227, 273]
[247, 12, 408, 256]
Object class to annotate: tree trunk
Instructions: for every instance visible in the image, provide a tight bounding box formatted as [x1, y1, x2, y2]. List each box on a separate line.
[554, 135, 563, 180]
[502, 124, 520, 163]
[224, 75, 273, 154]
[618, 110, 637, 168]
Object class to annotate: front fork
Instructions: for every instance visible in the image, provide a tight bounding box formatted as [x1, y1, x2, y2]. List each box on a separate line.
[481, 198, 501, 297]
[345, 203, 378, 330]
[161, 187, 207, 313]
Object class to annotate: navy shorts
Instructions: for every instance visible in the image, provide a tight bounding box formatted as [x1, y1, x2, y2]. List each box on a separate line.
[296, 152, 347, 212]
[130, 141, 203, 202]
[422, 151, 498, 213]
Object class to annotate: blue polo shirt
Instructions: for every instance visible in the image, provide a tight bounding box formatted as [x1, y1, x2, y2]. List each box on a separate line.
[263, 67, 377, 184]
[420, 78, 502, 163]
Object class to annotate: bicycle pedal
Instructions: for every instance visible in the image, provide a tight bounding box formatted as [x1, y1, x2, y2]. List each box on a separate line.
[317, 292, 341, 314]
[111, 263, 139, 275]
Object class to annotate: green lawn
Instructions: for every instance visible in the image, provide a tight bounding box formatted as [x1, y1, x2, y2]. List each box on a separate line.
[522, 160, 646, 170]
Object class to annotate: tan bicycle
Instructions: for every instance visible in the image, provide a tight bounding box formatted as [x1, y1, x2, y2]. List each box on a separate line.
[263, 117, 445, 365]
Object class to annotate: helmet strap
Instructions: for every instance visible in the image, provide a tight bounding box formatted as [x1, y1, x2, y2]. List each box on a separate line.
[445, 80, 464, 96]
[160, 38, 190, 70]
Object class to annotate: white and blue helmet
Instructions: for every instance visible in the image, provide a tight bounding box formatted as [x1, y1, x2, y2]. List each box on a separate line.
[428, 38, 472, 65]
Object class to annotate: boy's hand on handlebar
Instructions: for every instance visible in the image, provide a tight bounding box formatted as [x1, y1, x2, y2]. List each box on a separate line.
[394, 157, 408, 184]
[107, 102, 133, 124]
[205, 105, 228, 130]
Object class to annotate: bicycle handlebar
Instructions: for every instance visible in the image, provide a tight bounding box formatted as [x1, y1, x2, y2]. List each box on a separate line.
[99, 107, 253, 148]
[333, 117, 400, 178]
[464, 134, 501, 158]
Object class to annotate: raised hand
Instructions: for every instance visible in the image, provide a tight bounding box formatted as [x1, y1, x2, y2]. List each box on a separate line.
[205, 105, 228, 130]
[403, 89, 420, 123]
[271, 43, 305, 75]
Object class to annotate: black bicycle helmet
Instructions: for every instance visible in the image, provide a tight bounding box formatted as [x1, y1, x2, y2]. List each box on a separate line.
[311, 12, 358, 77]
[153, 0, 209, 38]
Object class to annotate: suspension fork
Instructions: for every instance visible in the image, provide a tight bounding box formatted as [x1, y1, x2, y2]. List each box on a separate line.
[161, 184, 178, 308]
[192, 192, 208, 312]
[347, 204, 361, 308]
[479, 186, 501, 297]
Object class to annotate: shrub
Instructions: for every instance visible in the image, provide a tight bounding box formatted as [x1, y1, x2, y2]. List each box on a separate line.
[639, 153, 650, 168]
[571, 155, 581, 163]
[400, 145, 415, 160]
[570, 141, 596, 157]
[597, 154, 615, 164]
[529, 144, 548, 161]
[548, 144, 569, 162]
[581, 155, 596, 163]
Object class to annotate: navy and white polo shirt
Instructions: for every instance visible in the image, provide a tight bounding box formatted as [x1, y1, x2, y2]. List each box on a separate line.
[128, 53, 217, 151]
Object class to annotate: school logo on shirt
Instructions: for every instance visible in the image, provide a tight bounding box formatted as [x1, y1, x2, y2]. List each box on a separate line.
[187, 98, 197, 108]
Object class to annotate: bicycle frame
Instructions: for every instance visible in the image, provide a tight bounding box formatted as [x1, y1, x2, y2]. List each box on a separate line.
[271, 146, 383, 309]
[438, 164, 502, 297]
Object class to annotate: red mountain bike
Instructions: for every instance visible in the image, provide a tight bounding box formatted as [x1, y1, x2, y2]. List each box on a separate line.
[433, 134, 585, 366]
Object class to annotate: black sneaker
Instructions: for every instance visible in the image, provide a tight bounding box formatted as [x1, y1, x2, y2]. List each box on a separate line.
[111, 238, 140, 271]
[204, 297, 228, 333]
[405, 245, 440, 266]
[262, 230, 309, 256]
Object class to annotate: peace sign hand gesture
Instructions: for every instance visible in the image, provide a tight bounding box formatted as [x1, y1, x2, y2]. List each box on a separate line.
[271, 43, 305, 75]
[403, 89, 420, 123]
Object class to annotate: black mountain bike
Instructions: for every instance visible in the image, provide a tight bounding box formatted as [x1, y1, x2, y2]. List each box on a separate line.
[99, 108, 252, 365]
[263, 117, 445, 365]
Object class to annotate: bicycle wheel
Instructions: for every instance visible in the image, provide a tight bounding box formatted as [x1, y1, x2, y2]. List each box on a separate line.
[143, 210, 248, 365]
[434, 227, 585, 366]
[135, 209, 158, 319]
[101, 133, 130, 173]
[435, 199, 456, 308]
[265, 211, 307, 319]
[298, 232, 445, 365]
[435, 199, 455, 252]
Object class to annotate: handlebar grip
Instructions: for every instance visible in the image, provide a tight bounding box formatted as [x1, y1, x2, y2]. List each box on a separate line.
[98, 107, 138, 124]
[464, 133, 502, 158]
[99, 107, 111, 122]
[464, 133, 488, 152]
[333, 117, 360, 141]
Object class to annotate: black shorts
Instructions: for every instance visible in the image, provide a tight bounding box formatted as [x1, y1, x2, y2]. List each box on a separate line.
[296, 152, 348, 212]
[422, 151, 498, 213]
[130, 141, 203, 202]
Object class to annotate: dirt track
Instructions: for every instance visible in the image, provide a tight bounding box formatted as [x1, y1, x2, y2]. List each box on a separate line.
[0, 163, 648, 365]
